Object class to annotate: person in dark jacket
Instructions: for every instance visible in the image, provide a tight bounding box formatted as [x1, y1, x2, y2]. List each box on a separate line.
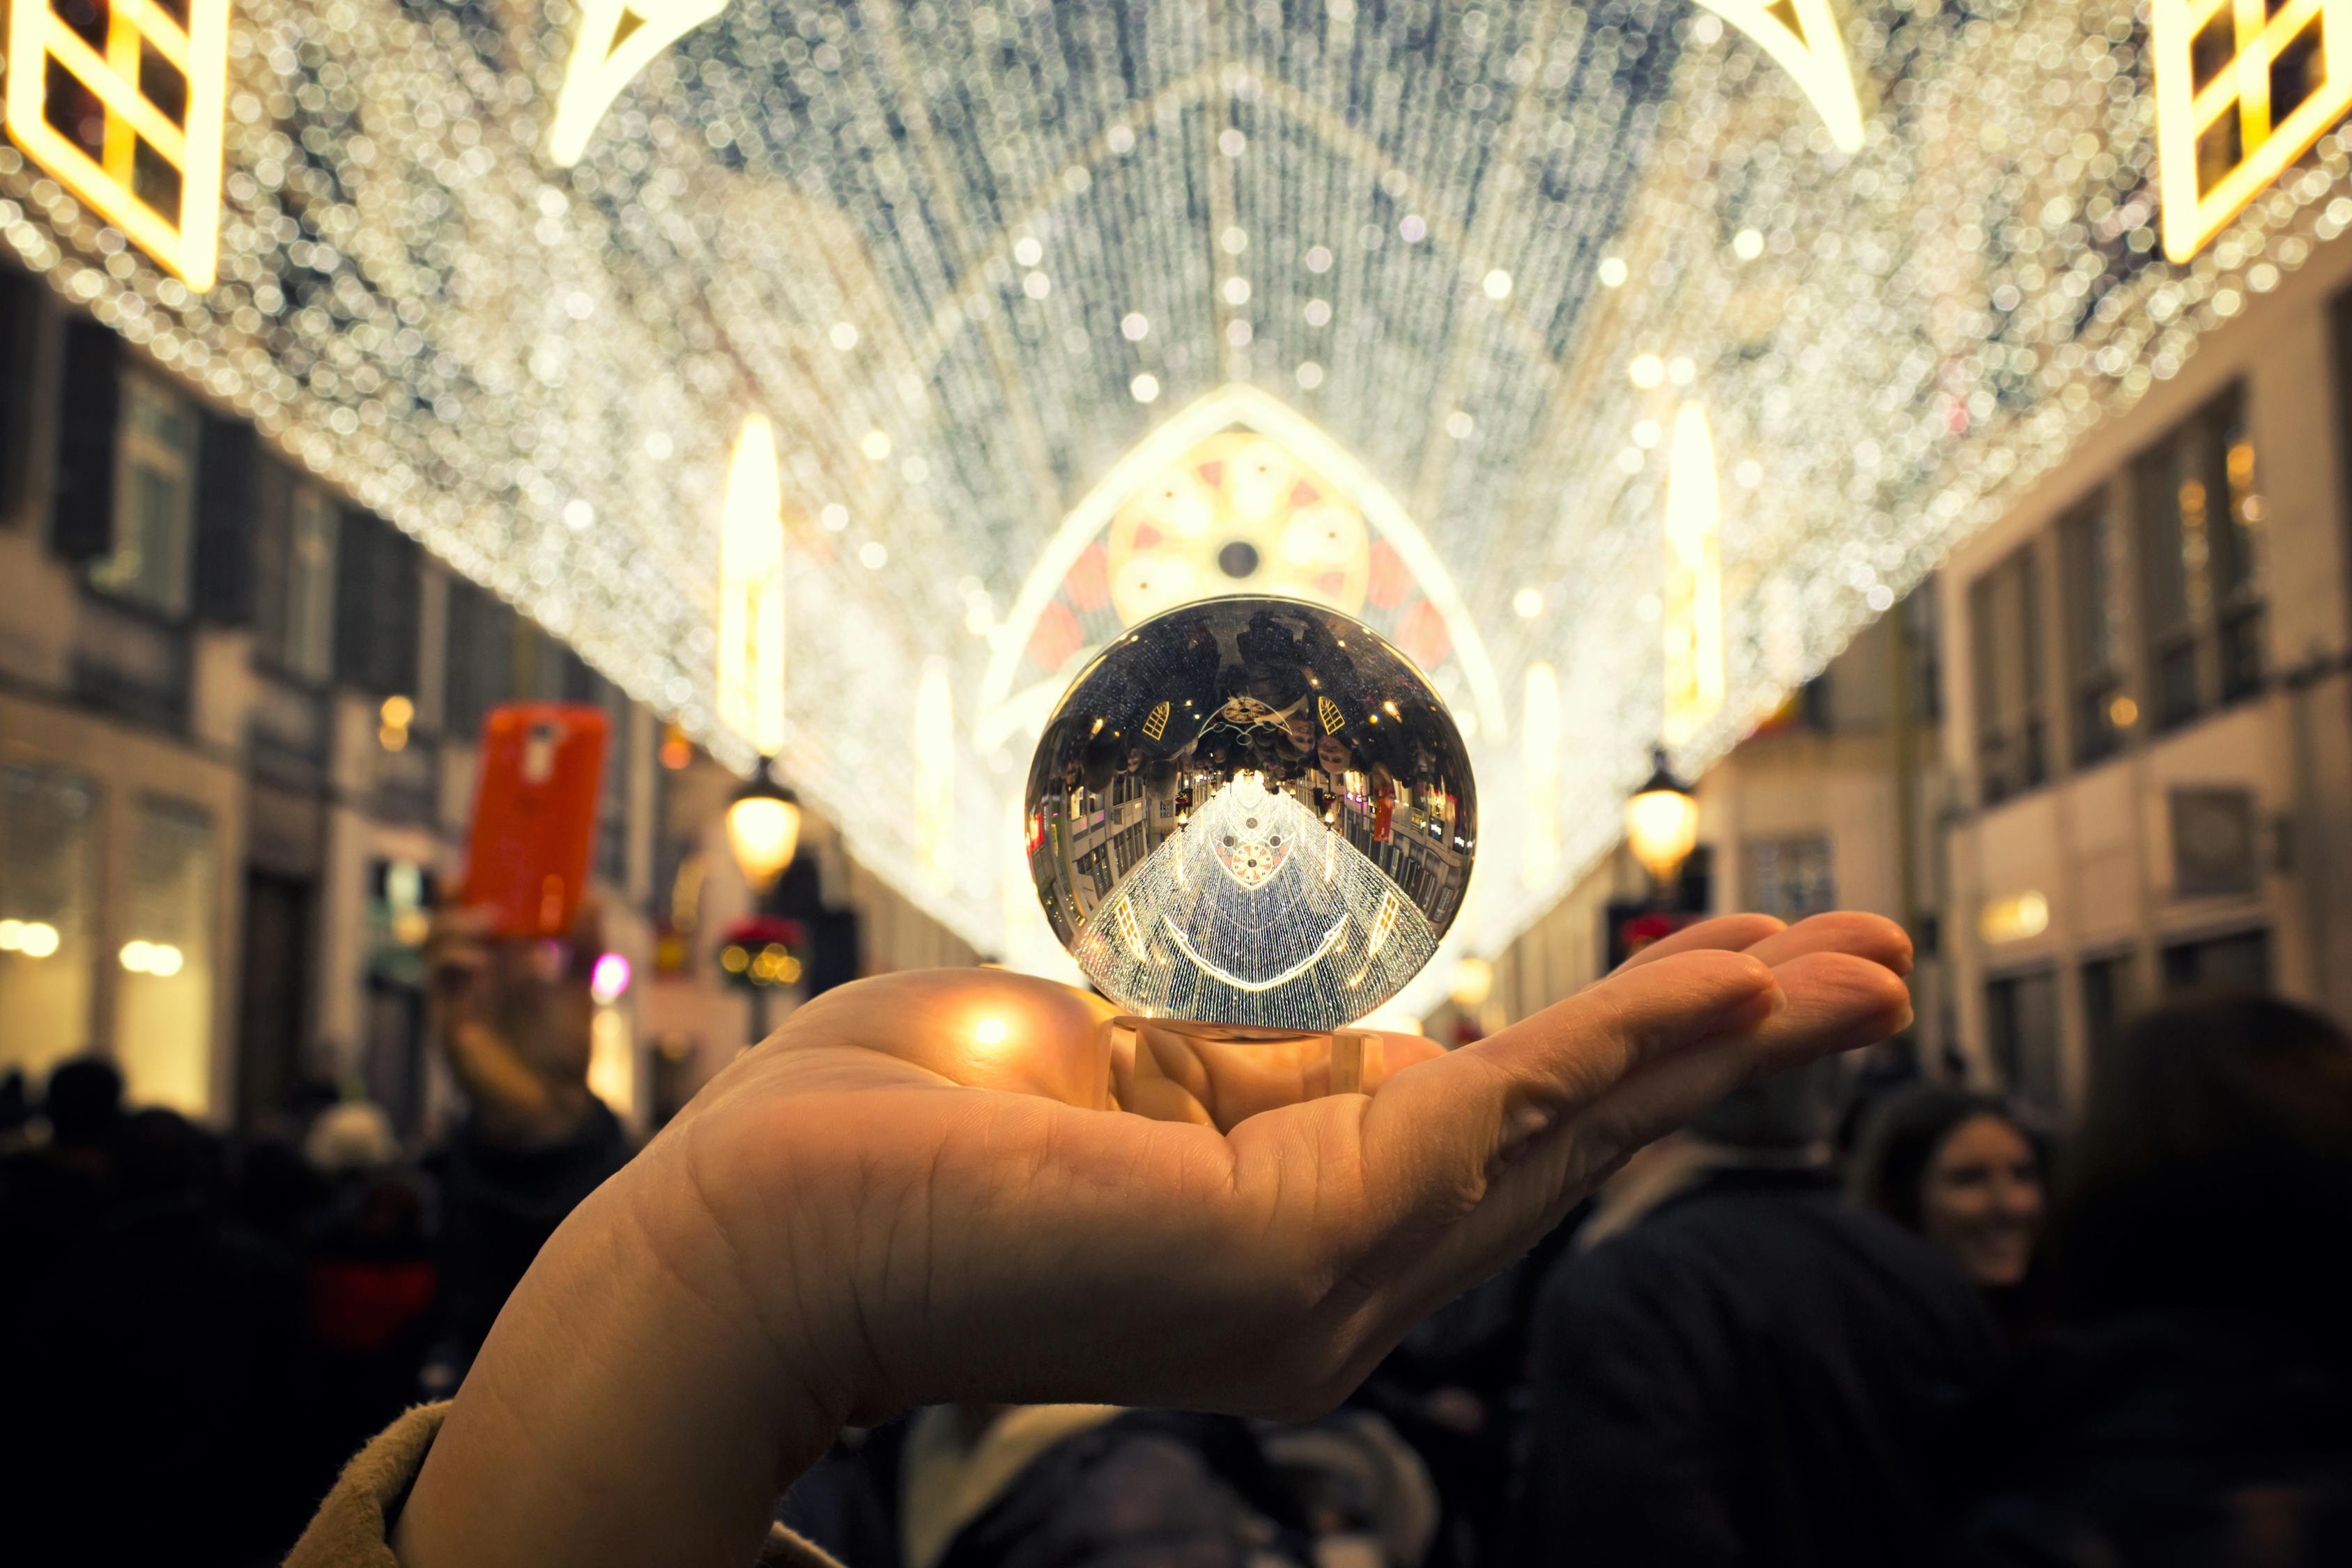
[1962, 996, 2352, 1567]
[1508, 1059, 2002, 1568]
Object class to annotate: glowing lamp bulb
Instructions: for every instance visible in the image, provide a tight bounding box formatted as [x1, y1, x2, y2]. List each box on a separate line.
[1626, 748, 1701, 887]
[725, 767, 802, 891]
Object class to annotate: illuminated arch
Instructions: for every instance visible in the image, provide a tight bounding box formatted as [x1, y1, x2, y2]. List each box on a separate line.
[973, 383, 1509, 752]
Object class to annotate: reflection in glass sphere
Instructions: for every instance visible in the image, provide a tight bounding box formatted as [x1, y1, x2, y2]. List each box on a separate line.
[1025, 597, 1477, 1032]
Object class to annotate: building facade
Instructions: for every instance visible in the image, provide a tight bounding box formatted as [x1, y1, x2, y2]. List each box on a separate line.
[0, 263, 969, 1135]
[1472, 235, 2352, 1122]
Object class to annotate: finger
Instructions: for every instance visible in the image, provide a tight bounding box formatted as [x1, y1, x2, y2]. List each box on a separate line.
[1609, 914, 1785, 974]
[1353, 948, 1779, 1233]
[1565, 949, 1912, 1159]
[1355, 950, 1907, 1328]
[1735, 911, 1912, 977]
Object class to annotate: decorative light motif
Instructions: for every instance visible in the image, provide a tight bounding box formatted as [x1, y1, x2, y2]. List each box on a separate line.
[2154, 0, 2347, 260]
[6, 0, 2351, 1014]
[1661, 403, 1725, 745]
[1689, 0, 1866, 153]
[548, 0, 732, 167]
[717, 413, 786, 757]
[3, 0, 231, 287]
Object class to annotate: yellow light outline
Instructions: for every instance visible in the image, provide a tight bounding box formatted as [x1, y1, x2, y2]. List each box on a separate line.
[548, 0, 733, 167]
[1661, 403, 1725, 745]
[717, 413, 787, 755]
[4, 0, 230, 288]
[2155, 0, 2351, 261]
[1691, 0, 1866, 153]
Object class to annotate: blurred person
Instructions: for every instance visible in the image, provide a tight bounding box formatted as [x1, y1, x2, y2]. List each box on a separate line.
[1850, 1086, 2044, 1301]
[417, 900, 629, 1390]
[781, 1403, 1314, 1568]
[14, 1105, 314, 1565]
[279, 912, 1914, 1566]
[1962, 997, 2352, 1566]
[1507, 1002, 2003, 1568]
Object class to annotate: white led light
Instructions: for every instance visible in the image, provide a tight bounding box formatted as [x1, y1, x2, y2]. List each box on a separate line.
[1130, 374, 1161, 404]
[1121, 312, 1150, 341]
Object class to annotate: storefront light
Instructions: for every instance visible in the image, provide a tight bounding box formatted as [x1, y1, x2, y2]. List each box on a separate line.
[0, 918, 62, 958]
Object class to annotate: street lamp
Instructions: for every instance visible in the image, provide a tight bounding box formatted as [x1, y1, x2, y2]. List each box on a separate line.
[725, 761, 802, 893]
[1625, 746, 1700, 894]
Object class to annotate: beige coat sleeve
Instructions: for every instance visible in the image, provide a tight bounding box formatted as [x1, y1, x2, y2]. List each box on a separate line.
[283, 1402, 845, 1568]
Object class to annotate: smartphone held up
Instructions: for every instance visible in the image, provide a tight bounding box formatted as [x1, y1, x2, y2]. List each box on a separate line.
[463, 703, 610, 939]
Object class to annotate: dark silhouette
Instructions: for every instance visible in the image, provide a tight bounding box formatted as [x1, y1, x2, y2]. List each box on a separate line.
[1962, 996, 2352, 1566]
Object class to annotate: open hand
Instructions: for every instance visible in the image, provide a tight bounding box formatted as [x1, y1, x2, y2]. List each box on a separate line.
[397, 912, 1910, 1568]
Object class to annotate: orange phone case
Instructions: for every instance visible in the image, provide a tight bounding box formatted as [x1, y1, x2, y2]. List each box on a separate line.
[463, 703, 610, 937]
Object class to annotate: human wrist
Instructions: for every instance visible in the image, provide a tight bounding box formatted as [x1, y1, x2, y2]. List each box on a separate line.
[394, 1137, 852, 1567]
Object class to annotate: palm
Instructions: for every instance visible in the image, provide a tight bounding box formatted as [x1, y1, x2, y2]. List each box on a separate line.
[681, 911, 1910, 1418]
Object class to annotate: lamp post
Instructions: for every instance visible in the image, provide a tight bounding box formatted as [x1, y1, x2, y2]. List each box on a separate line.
[725, 759, 801, 1039]
[1625, 745, 1700, 901]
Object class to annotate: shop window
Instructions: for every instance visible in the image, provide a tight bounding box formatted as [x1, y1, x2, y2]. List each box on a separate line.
[254, 461, 339, 684]
[1970, 546, 2047, 804]
[2133, 385, 2266, 730]
[89, 373, 199, 615]
[1744, 835, 1835, 922]
[1985, 967, 2061, 1111]
[0, 764, 101, 1086]
[2059, 495, 2128, 767]
[112, 795, 216, 1114]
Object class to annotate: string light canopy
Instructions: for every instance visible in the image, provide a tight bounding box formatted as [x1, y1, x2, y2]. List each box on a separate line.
[2, 0, 2344, 1010]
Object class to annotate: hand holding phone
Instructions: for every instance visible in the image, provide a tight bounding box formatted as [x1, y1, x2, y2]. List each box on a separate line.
[463, 702, 610, 938]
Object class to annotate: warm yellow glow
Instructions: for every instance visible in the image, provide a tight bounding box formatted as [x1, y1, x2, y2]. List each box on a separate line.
[1662, 403, 1725, 746]
[972, 1015, 1010, 1047]
[587, 1003, 636, 1119]
[2109, 694, 2139, 729]
[548, 0, 734, 165]
[1979, 891, 2052, 944]
[0, 918, 62, 958]
[914, 659, 956, 875]
[1626, 785, 1702, 886]
[1522, 663, 1561, 885]
[1448, 956, 1495, 1009]
[381, 695, 415, 728]
[4, 0, 231, 286]
[2156, 0, 2351, 261]
[717, 414, 788, 756]
[119, 939, 185, 977]
[725, 792, 801, 891]
[1690, 0, 1866, 153]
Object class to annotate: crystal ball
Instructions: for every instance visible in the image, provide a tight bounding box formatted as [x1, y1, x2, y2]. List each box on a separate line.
[1025, 596, 1477, 1031]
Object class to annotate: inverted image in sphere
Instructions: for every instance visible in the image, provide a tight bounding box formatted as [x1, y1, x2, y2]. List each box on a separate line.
[1024, 596, 1477, 1032]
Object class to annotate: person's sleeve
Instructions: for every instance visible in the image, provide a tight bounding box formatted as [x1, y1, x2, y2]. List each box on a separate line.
[282, 1403, 845, 1568]
[1505, 1245, 1743, 1568]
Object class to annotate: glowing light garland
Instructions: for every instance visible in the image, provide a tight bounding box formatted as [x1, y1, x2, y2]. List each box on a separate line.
[3, 0, 2350, 1013]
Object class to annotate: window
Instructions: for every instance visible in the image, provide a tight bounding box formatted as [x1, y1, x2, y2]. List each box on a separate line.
[1971, 546, 2047, 804]
[1902, 581, 1943, 725]
[1745, 835, 1835, 921]
[2080, 953, 2135, 1078]
[113, 796, 217, 1116]
[89, 373, 199, 613]
[0, 764, 100, 1086]
[2133, 385, 2265, 729]
[334, 509, 422, 698]
[2059, 495, 2128, 766]
[2162, 928, 2270, 995]
[1985, 967, 2061, 1111]
[254, 461, 339, 683]
[443, 577, 518, 740]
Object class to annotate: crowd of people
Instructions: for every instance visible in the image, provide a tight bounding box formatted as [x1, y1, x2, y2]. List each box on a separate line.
[3, 916, 2347, 1567]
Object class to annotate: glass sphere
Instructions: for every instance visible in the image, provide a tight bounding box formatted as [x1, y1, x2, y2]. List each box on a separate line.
[1025, 596, 1477, 1031]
